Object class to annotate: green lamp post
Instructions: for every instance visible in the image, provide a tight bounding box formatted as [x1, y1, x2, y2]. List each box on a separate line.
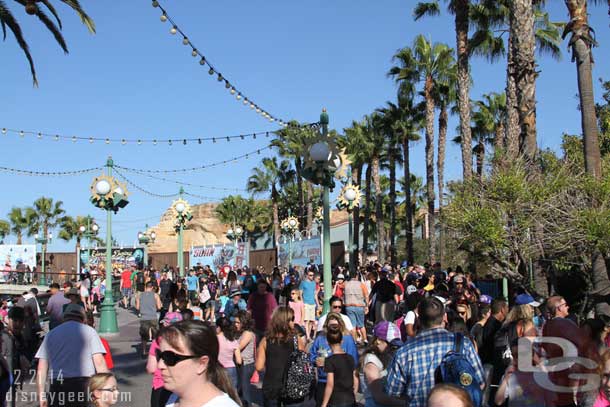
[79, 217, 99, 275]
[302, 109, 345, 313]
[337, 169, 362, 277]
[138, 225, 156, 268]
[172, 188, 193, 278]
[90, 157, 129, 334]
[34, 229, 52, 286]
[279, 210, 299, 270]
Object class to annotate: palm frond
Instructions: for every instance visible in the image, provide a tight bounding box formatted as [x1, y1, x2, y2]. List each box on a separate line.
[413, 1, 441, 20]
[60, 0, 95, 33]
[14, 0, 68, 53]
[0, 1, 37, 86]
[40, 0, 62, 29]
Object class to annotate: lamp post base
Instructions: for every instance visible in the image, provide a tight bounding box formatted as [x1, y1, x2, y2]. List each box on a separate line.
[98, 297, 119, 333]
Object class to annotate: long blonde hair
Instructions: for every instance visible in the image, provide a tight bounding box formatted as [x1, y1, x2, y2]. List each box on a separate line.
[265, 306, 296, 343]
[323, 312, 349, 335]
[88, 373, 115, 406]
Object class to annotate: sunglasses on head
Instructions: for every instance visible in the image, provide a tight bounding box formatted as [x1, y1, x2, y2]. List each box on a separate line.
[155, 349, 199, 367]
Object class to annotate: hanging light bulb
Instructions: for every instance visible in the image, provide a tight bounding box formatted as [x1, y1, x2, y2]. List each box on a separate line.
[160, 13, 167, 22]
[170, 26, 177, 35]
[243, 99, 248, 105]
[182, 37, 189, 45]
[152, 0, 159, 7]
[226, 136, 230, 142]
[168, 139, 172, 145]
[199, 57, 206, 65]
[1, 128, 6, 134]
[183, 139, 187, 145]
[121, 139, 127, 145]
[89, 137, 94, 143]
[253, 134, 257, 139]
[236, 93, 242, 100]
[72, 135, 77, 142]
[208, 68, 214, 75]
[212, 138, 216, 143]
[217, 73, 223, 82]
[230, 88, 236, 95]
[250, 103, 255, 109]
[137, 139, 142, 145]
[256, 108, 261, 113]
[153, 139, 158, 145]
[191, 49, 198, 57]
[198, 139, 202, 144]
[19, 130, 24, 137]
[240, 135, 245, 140]
[105, 138, 110, 144]
[37, 132, 42, 139]
[225, 81, 230, 89]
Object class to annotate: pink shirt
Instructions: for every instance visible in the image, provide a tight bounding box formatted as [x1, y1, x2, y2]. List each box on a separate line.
[289, 301, 304, 326]
[217, 334, 239, 368]
[148, 339, 164, 389]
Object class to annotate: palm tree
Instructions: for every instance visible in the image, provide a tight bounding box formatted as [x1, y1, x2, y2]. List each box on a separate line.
[58, 215, 96, 259]
[247, 157, 294, 247]
[0, 219, 9, 243]
[390, 35, 455, 264]
[27, 197, 65, 267]
[414, 0, 473, 180]
[215, 195, 272, 246]
[8, 207, 32, 244]
[0, 0, 95, 85]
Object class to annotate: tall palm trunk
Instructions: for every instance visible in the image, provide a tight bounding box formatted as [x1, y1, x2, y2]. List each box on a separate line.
[424, 76, 436, 264]
[455, 0, 473, 180]
[476, 144, 485, 178]
[372, 156, 385, 263]
[306, 181, 314, 230]
[362, 165, 372, 261]
[505, 35, 520, 159]
[272, 188, 280, 248]
[494, 120, 506, 157]
[510, 0, 538, 160]
[389, 141, 397, 266]
[565, 0, 607, 314]
[352, 165, 362, 267]
[437, 104, 448, 266]
[17, 232, 23, 245]
[403, 137, 414, 266]
[295, 158, 305, 227]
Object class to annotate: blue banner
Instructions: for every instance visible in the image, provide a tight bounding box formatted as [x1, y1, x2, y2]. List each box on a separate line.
[279, 237, 321, 269]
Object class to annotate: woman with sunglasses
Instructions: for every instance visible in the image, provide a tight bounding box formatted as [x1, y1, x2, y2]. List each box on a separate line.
[88, 373, 119, 407]
[158, 320, 240, 407]
[309, 312, 358, 407]
[255, 306, 306, 407]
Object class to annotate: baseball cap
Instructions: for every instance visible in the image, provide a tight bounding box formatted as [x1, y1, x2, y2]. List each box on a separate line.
[479, 294, 493, 305]
[406, 285, 417, 295]
[373, 321, 402, 346]
[515, 294, 540, 307]
[63, 304, 85, 321]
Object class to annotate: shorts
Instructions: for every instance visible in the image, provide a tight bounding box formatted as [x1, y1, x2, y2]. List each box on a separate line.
[139, 319, 159, 341]
[303, 303, 316, 321]
[206, 300, 216, 310]
[121, 287, 132, 298]
[345, 306, 365, 328]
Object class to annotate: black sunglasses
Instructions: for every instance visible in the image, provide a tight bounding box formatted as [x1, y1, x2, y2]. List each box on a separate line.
[156, 349, 198, 367]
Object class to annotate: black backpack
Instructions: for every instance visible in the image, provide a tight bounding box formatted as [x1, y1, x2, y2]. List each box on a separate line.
[136, 272, 145, 286]
[281, 335, 315, 400]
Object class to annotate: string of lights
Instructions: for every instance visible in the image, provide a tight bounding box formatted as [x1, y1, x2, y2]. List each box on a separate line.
[114, 144, 272, 174]
[0, 126, 278, 146]
[113, 168, 224, 201]
[151, 0, 289, 126]
[0, 165, 103, 176]
[119, 167, 247, 192]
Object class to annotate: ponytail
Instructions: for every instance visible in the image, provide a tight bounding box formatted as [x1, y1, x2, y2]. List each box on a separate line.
[207, 362, 242, 406]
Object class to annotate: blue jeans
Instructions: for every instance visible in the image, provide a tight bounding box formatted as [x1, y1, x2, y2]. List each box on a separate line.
[238, 363, 256, 405]
[345, 306, 365, 328]
[226, 366, 238, 386]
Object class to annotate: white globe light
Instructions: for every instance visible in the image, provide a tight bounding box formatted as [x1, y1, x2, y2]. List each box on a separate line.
[48, 232, 53, 239]
[34, 233, 39, 240]
[114, 186, 124, 196]
[175, 202, 186, 213]
[310, 142, 330, 163]
[344, 187, 357, 202]
[138, 232, 144, 239]
[95, 179, 111, 195]
[92, 224, 99, 232]
[150, 231, 156, 240]
[227, 228, 234, 235]
[288, 219, 297, 228]
[79, 225, 86, 233]
[235, 227, 243, 235]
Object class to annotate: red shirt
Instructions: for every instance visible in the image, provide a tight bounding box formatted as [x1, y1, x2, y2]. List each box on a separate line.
[101, 338, 114, 369]
[120, 270, 132, 289]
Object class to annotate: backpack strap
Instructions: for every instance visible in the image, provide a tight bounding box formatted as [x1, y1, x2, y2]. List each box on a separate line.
[454, 332, 464, 353]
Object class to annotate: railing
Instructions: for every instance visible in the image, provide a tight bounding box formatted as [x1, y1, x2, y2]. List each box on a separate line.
[0, 269, 82, 285]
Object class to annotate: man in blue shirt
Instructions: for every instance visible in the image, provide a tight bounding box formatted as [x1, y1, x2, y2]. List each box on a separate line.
[385, 297, 485, 407]
[299, 270, 319, 341]
[186, 269, 199, 303]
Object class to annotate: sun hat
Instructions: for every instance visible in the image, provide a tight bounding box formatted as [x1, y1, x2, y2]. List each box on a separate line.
[373, 321, 402, 346]
[515, 293, 540, 307]
[229, 289, 242, 298]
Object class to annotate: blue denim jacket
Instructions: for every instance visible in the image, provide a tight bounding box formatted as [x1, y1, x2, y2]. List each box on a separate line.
[308, 333, 359, 383]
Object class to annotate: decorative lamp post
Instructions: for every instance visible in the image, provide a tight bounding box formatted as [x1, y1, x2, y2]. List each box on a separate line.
[79, 217, 99, 276]
[337, 169, 362, 276]
[138, 224, 156, 268]
[279, 210, 300, 270]
[171, 187, 193, 278]
[302, 109, 346, 313]
[227, 224, 244, 246]
[89, 156, 129, 333]
[34, 229, 53, 286]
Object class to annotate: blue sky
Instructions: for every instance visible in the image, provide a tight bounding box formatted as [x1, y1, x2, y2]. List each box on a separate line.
[1, 1, 609, 252]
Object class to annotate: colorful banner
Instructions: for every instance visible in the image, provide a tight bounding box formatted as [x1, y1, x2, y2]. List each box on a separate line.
[190, 243, 249, 272]
[79, 247, 144, 271]
[0, 244, 36, 270]
[279, 237, 321, 269]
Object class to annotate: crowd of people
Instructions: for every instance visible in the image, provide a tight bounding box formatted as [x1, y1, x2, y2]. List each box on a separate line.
[1, 260, 610, 406]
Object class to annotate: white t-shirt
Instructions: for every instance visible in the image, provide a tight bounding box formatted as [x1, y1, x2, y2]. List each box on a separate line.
[316, 313, 354, 332]
[35, 321, 106, 379]
[165, 392, 239, 407]
[404, 310, 417, 325]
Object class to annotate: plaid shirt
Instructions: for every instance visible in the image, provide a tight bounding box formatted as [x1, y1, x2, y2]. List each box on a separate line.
[385, 327, 484, 407]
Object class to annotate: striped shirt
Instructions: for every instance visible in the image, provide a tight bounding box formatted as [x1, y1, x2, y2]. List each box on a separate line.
[384, 327, 484, 407]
